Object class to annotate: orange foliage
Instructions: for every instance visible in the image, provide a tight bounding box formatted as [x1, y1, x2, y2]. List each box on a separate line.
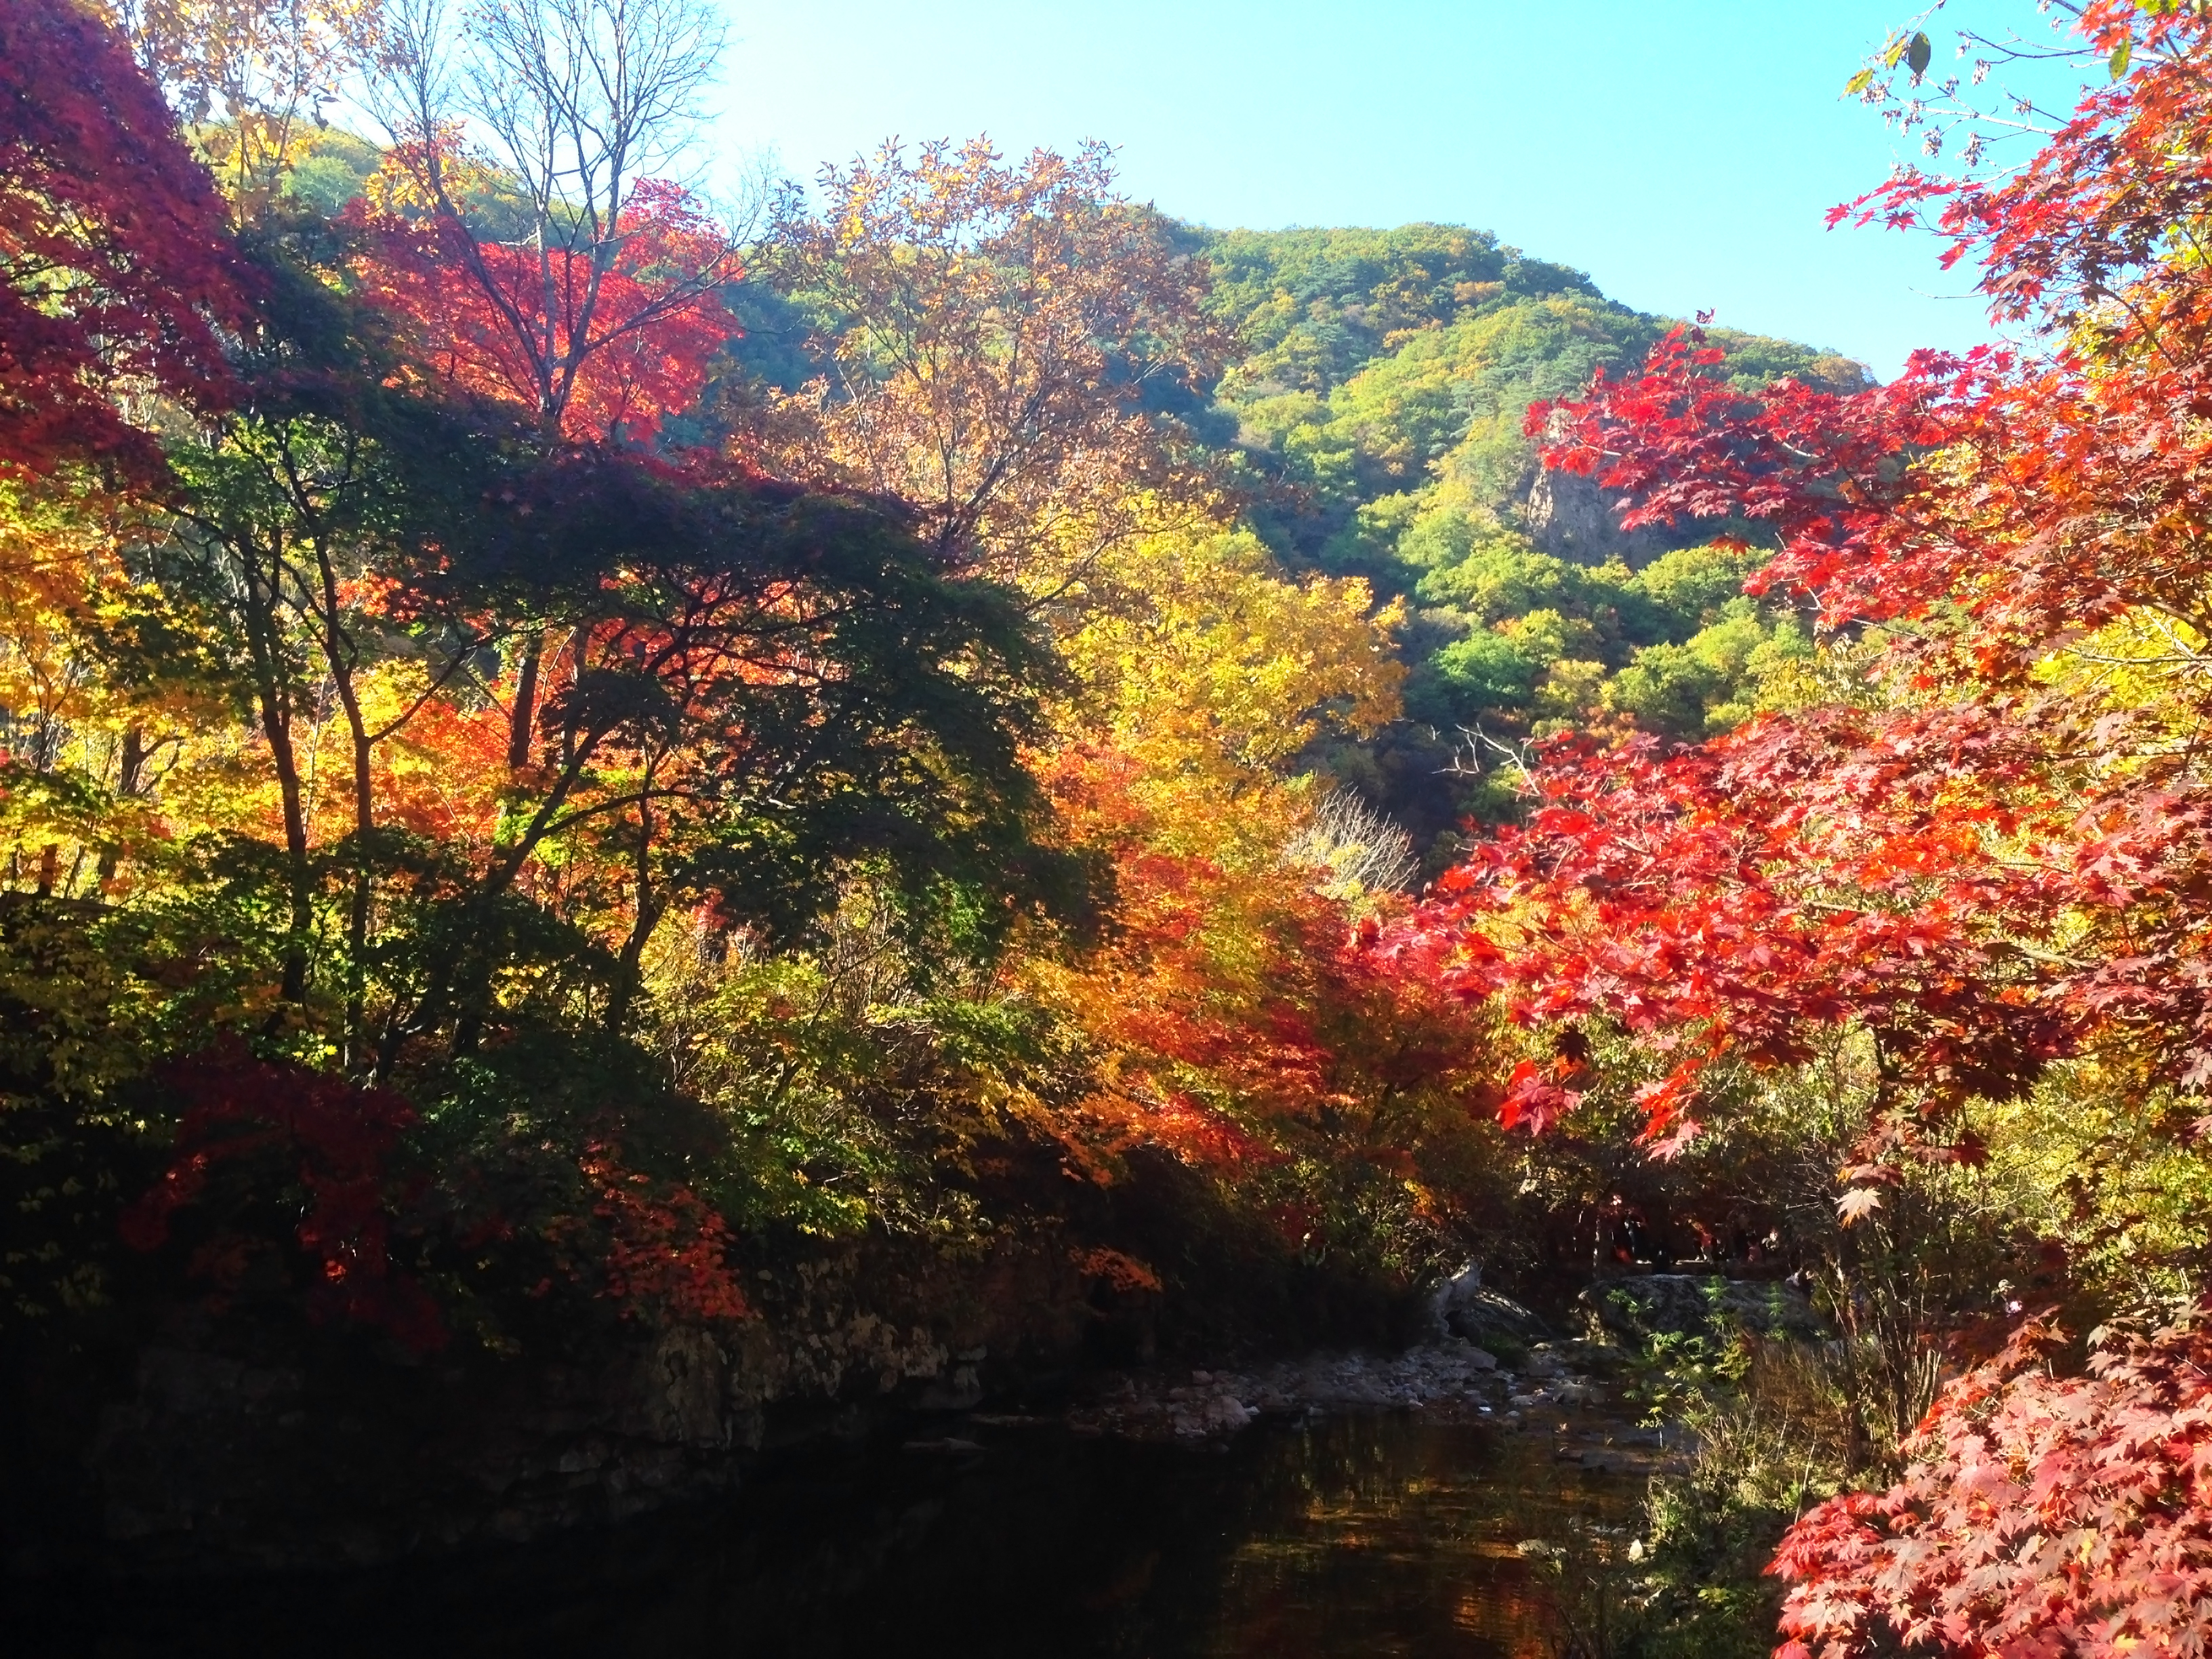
[1069, 1246, 1162, 1294]
[373, 694, 506, 847]
[1034, 743, 1492, 1190]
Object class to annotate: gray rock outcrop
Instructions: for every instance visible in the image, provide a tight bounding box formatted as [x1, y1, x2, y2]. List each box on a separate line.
[1430, 1265, 1547, 1352]
[72, 1234, 1115, 1574]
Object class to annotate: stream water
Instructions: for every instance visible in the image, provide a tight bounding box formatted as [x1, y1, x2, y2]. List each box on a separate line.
[30, 1414, 1647, 1658]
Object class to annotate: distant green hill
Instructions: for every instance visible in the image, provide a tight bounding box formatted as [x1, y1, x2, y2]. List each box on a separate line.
[1185, 224, 1866, 853]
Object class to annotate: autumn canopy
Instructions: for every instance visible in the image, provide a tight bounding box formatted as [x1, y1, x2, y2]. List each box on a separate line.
[10, 0, 2212, 1649]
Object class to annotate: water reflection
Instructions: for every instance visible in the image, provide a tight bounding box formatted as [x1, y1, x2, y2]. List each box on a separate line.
[1197, 1418, 1637, 1658]
[33, 1414, 1643, 1658]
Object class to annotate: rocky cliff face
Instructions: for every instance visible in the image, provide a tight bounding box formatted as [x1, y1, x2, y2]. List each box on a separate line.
[22, 1233, 1127, 1576]
[1522, 463, 1671, 567]
[1517, 409, 1675, 568]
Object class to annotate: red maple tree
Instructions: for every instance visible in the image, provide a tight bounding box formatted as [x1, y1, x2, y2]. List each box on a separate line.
[1772, 1311, 2212, 1658]
[347, 171, 735, 445]
[1396, 1, 2212, 1647]
[1409, 0, 2212, 1160]
[0, 0, 250, 481]
[121, 1046, 445, 1351]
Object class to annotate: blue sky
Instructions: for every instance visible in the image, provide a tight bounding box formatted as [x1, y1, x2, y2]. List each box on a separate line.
[703, 1, 2096, 380]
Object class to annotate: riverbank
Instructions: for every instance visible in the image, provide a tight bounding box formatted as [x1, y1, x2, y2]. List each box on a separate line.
[9, 1256, 1790, 1582]
[15, 1264, 1822, 1656]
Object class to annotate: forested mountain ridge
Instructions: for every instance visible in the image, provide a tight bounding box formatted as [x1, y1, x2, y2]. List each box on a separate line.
[1196, 222, 1862, 572]
[261, 133, 1851, 786]
[253, 131, 1866, 845]
[1168, 223, 1866, 845]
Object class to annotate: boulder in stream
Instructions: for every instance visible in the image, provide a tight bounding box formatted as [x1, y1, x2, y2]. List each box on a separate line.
[1429, 1265, 1547, 1355]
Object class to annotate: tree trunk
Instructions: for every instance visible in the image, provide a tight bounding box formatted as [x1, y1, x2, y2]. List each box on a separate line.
[507, 627, 544, 771]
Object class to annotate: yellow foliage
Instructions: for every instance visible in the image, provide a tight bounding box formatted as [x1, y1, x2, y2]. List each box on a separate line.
[2038, 605, 2212, 773]
[748, 138, 1227, 596]
[100, 0, 384, 211]
[1061, 525, 1404, 781]
[0, 486, 116, 754]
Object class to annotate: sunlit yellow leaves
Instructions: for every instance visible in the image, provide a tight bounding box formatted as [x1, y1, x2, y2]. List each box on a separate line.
[100, 0, 384, 209]
[2040, 604, 2212, 745]
[1062, 526, 1404, 781]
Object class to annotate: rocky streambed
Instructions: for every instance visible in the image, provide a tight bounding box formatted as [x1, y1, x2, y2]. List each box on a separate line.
[1018, 1267, 1814, 1462]
[908, 1271, 1797, 1482]
[1010, 1334, 1681, 1483]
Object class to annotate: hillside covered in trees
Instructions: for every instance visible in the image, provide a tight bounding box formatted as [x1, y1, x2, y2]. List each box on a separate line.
[238, 121, 1860, 850]
[1190, 223, 1862, 844]
[12, 0, 2212, 1652]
